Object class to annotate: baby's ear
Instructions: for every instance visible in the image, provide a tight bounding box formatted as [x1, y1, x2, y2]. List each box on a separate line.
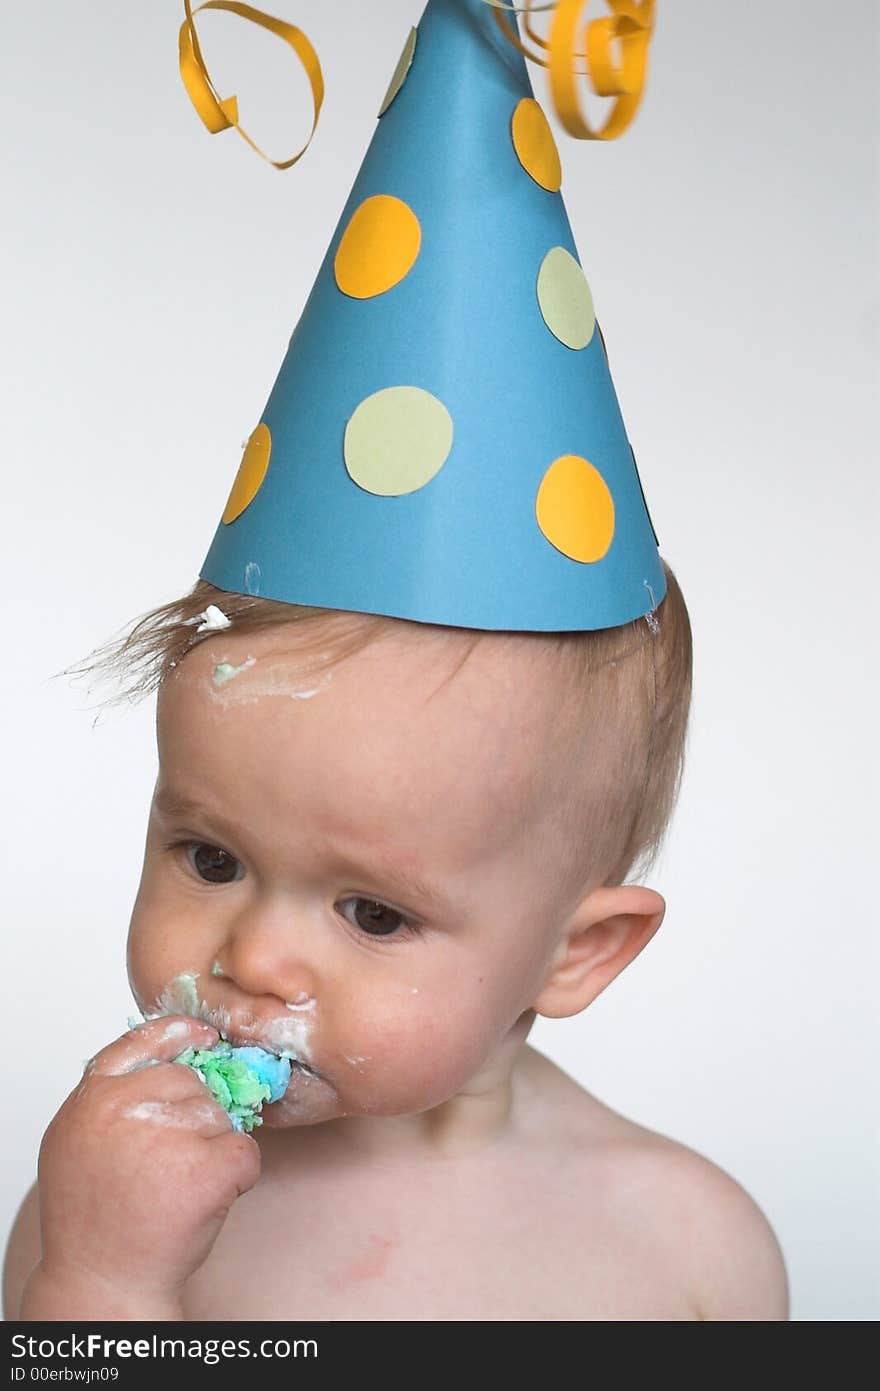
[531, 885, 665, 1020]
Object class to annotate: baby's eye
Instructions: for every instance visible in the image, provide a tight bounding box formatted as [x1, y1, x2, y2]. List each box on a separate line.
[184, 842, 244, 885]
[336, 897, 415, 938]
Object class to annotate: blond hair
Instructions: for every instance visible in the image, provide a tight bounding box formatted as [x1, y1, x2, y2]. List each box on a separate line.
[66, 559, 692, 893]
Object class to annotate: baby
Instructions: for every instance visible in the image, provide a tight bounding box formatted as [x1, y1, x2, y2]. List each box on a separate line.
[4, 569, 789, 1320]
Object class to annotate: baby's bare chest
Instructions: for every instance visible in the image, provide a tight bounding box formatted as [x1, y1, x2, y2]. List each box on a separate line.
[182, 1146, 698, 1321]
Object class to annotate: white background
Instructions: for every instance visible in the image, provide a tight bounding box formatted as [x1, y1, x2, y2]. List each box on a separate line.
[2, 1, 877, 1321]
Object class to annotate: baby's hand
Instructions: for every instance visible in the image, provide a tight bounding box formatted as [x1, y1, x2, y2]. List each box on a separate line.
[25, 1016, 261, 1318]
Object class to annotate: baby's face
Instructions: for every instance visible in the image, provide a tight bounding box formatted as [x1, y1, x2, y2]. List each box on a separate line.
[128, 619, 578, 1127]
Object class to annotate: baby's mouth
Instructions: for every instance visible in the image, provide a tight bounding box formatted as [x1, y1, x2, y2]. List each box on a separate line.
[149, 976, 322, 1090]
[283, 1057, 318, 1078]
[222, 1028, 319, 1079]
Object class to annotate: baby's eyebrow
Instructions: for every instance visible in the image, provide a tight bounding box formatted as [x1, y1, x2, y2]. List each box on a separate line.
[153, 788, 452, 915]
[329, 840, 453, 918]
[154, 789, 237, 839]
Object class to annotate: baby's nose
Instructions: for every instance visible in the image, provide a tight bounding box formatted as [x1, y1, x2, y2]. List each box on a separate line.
[219, 897, 320, 1006]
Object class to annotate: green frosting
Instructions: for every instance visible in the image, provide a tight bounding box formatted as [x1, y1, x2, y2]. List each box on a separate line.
[175, 1045, 272, 1133]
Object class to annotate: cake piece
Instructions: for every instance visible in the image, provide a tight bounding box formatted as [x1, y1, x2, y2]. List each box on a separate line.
[174, 1042, 292, 1132]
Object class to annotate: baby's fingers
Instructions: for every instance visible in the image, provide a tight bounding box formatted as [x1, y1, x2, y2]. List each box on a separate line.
[119, 1095, 234, 1138]
[88, 1016, 219, 1078]
[207, 1130, 262, 1199]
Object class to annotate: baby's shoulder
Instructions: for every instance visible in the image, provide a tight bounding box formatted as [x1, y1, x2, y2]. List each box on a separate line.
[582, 1125, 789, 1319]
[521, 1049, 790, 1320]
[3, 1180, 41, 1320]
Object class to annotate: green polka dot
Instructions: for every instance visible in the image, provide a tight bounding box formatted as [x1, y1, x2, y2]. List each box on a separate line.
[537, 247, 595, 350]
[344, 387, 453, 497]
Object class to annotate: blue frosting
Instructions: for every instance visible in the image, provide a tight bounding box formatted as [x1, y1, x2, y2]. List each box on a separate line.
[229, 1046, 292, 1103]
[174, 1041, 293, 1132]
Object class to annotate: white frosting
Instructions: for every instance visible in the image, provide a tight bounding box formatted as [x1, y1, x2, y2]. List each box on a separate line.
[153, 970, 202, 1020]
[253, 1012, 314, 1062]
[185, 604, 232, 634]
[123, 1100, 223, 1129]
[160, 1019, 191, 1039]
[127, 1014, 199, 1048]
[212, 657, 257, 687]
[206, 663, 333, 708]
[285, 995, 317, 1013]
[342, 1054, 369, 1070]
[149, 970, 314, 1065]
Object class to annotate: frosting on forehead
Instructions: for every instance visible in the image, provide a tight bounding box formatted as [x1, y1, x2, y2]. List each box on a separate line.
[206, 659, 333, 707]
[212, 657, 257, 687]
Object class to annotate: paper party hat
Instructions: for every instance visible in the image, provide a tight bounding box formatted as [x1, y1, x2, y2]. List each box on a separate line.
[198, 0, 665, 631]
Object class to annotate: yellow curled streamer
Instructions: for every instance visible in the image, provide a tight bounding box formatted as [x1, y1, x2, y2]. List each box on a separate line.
[485, 2, 552, 64]
[178, 1, 652, 167]
[551, 0, 655, 137]
[179, 0, 324, 168]
[484, 0, 656, 141]
[483, 0, 581, 61]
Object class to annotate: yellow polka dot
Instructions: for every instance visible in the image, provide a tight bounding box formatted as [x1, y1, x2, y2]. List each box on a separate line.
[511, 98, 562, 192]
[535, 455, 615, 563]
[378, 26, 417, 117]
[335, 195, 421, 300]
[222, 423, 271, 525]
[537, 247, 595, 349]
[344, 386, 453, 497]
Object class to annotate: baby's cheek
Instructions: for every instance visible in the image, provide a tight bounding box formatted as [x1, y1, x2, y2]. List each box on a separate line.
[342, 984, 500, 1114]
[125, 929, 190, 1017]
[125, 934, 161, 1011]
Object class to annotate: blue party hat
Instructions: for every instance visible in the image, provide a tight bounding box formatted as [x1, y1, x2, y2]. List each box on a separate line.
[199, 0, 665, 631]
